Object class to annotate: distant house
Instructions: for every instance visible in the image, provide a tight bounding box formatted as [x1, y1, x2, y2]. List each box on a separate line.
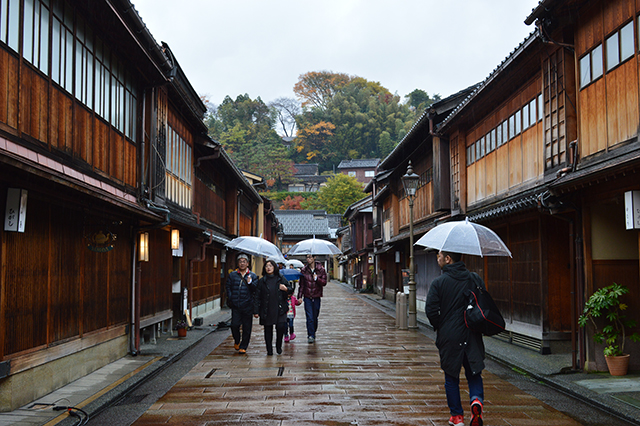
[337, 159, 380, 185]
[288, 163, 328, 192]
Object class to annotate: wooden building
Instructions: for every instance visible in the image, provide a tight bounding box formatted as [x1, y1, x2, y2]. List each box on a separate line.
[436, 29, 576, 355]
[0, 0, 262, 411]
[366, 88, 476, 304]
[525, 0, 640, 371]
[343, 195, 374, 290]
[368, 0, 640, 371]
[337, 158, 380, 186]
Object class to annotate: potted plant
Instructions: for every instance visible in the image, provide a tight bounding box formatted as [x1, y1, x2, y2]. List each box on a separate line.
[176, 319, 188, 338]
[578, 283, 640, 376]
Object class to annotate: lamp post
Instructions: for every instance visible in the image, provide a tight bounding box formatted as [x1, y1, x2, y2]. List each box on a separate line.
[401, 160, 419, 329]
[277, 223, 284, 251]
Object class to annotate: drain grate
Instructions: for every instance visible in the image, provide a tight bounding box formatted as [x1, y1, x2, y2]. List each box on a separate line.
[115, 393, 148, 406]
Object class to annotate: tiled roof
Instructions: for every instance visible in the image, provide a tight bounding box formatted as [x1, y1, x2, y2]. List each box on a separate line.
[327, 214, 343, 229]
[438, 31, 538, 131]
[274, 210, 331, 237]
[293, 164, 319, 176]
[337, 159, 380, 169]
[295, 175, 328, 183]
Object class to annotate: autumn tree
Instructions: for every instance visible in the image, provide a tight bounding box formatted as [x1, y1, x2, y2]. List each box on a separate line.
[293, 74, 417, 171]
[290, 121, 336, 164]
[293, 71, 352, 109]
[302, 173, 366, 215]
[280, 195, 306, 210]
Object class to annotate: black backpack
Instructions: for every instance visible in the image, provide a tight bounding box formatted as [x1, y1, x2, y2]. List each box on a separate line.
[463, 274, 506, 336]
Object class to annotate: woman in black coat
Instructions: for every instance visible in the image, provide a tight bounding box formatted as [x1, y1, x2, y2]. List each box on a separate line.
[254, 260, 293, 355]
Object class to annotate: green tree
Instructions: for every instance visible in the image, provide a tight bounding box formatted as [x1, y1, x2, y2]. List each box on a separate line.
[404, 89, 441, 111]
[206, 94, 295, 189]
[302, 174, 366, 214]
[294, 75, 417, 171]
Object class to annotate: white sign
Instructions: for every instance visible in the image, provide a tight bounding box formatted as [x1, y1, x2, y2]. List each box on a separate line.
[624, 191, 640, 230]
[4, 188, 27, 232]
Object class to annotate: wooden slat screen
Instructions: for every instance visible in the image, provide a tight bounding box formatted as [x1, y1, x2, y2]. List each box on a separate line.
[50, 204, 83, 342]
[140, 229, 172, 318]
[192, 248, 222, 304]
[193, 174, 225, 226]
[3, 198, 49, 355]
[1, 193, 132, 357]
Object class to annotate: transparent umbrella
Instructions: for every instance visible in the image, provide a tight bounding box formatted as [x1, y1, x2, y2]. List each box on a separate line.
[225, 236, 286, 263]
[415, 218, 512, 257]
[287, 237, 342, 256]
[285, 259, 304, 268]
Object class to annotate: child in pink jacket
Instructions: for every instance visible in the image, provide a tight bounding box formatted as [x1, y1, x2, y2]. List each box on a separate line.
[284, 291, 301, 342]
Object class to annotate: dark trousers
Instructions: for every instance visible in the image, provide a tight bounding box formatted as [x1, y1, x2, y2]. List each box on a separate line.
[231, 309, 254, 350]
[304, 297, 321, 338]
[285, 317, 294, 335]
[444, 353, 484, 416]
[263, 322, 287, 354]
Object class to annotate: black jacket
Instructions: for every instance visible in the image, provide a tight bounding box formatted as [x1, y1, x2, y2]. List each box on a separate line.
[226, 269, 258, 314]
[255, 273, 293, 325]
[426, 261, 485, 376]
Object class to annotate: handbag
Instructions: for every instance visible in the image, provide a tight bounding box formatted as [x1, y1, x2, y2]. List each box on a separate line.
[463, 273, 505, 336]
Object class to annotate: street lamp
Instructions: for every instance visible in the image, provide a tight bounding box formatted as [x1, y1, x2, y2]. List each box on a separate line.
[401, 160, 420, 329]
[277, 223, 284, 250]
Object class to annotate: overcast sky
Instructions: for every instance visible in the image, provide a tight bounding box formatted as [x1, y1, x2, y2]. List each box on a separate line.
[131, 0, 541, 108]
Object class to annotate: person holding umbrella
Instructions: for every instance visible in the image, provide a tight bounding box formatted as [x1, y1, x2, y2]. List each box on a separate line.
[297, 254, 327, 343]
[226, 253, 258, 354]
[426, 251, 485, 426]
[418, 219, 510, 426]
[254, 260, 293, 355]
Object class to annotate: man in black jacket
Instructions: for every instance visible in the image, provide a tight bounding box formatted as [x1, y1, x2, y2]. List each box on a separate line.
[426, 251, 484, 426]
[226, 254, 258, 354]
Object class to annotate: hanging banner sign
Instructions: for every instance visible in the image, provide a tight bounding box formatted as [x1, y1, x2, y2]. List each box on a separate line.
[4, 188, 27, 233]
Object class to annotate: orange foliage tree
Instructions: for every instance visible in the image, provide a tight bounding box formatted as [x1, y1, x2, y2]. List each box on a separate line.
[293, 71, 352, 110]
[280, 195, 306, 210]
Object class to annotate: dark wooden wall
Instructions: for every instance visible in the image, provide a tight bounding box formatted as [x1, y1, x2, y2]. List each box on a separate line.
[140, 229, 172, 319]
[193, 175, 225, 227]
[8, 61, 138, 189]
[1, 191, 131, 358]
[192, 247, 222, 305]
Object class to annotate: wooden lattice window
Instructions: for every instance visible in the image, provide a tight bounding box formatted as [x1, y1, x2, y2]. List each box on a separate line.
[450, 136, 460, 210]
[543, 49, 567, 170]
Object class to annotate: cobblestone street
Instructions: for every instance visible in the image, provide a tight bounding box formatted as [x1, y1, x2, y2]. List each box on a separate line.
[132, 282, 581, 425]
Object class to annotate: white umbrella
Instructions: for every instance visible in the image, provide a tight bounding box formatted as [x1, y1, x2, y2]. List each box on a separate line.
[225, 236, 286, 263]
[415, 218, 512, 257]
[287, 237, 342, 256]
[285, 259, 304, 268]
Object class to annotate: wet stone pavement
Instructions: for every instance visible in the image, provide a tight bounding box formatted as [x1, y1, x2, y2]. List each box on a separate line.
[133, 282, 582, 426]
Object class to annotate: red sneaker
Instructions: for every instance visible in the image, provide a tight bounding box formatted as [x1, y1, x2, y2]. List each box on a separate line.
[448, 414, 464, 426]
[470, 399, 483, 426]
